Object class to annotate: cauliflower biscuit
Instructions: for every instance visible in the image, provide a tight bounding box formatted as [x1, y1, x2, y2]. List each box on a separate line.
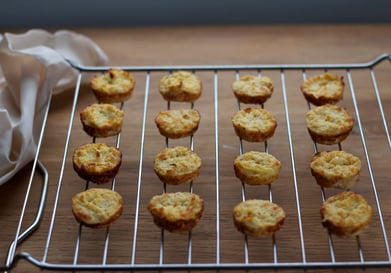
[301, 73, 344, 106]
[306, 104, 354, 145]
[155, 109, 201, 139]
[232, 108, 277, 142]
[72, 188, 123, 228]
[311, 150, 361, 189]
[232, 75, 274, 104]
[90, 69, 135, 103]
[234, 151, 281, 185]
[72, 143, 122, 184]
[233, 199, 286, 237]
[80, 103, 124, 138]
[159, 71, 202, 102]
[321, 191, 372, 237]
[154, 146, 202, 185]
[148, 192, 204, 233]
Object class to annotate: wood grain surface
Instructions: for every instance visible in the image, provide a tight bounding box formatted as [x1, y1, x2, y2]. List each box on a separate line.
[1, 24, 391, 273]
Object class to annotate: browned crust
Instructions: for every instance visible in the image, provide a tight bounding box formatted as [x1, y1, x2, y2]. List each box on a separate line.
[81, 124, 120, 139]
[72, 143, 122, 184]
[72, 188, 123, 228]
[234, 92, 272, 105]
[160, 87, 202, 102]
[307, 128, 353, 145]
[302, 90, 342, 106]
[73, 206, 123, 228]
[151, 212, 203, 233]
[312, 170, 360, 189]
[301, 73, 344, 106]
[320, 191, 372, 237]
[233, 216, 285, 237]
[155, 168, 201, 185]
[92, 89, 133, 104]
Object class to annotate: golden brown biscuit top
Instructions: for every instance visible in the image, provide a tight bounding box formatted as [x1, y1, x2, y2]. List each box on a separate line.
[321, 191, 371, 230]
[232, 108, 276, 131]
[233, 199, 286, 231]
[80, 103, 124, 128]
[73, 143, 122, 173]
[148, 192, 204, 221]
[91, 69, 135, 94]
[301, 73, 344, 100]
[159, 71, 202, 100]
[232, 75, 273, 97]
[154, 146, 201, 176]
[306, 104, 354, 135]
[311, 150, 361, 178]
[72, 188, 123, 225]
[234, 151, 281, 177]
[155, 109, 200, 134]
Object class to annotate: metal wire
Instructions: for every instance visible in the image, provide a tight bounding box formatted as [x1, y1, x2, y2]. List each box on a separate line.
[4, 53, 391, 271]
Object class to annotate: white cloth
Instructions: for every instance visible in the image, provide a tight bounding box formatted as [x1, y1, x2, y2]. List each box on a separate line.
[0, 29, 109, 185]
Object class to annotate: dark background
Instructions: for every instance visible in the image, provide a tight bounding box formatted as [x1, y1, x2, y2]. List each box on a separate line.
[1, 0, 390, 28]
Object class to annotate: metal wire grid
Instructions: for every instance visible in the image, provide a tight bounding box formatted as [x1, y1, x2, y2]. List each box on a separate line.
[3, 53, 391, 271]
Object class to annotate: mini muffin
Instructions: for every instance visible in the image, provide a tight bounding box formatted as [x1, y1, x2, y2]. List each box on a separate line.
[90, 69, 135, 103]
[232, 75, 274, 104]
[320, 191, 372, 237]
[154, 146, 202, 185]
[306, 104, 354, 145]
[301, 73, 344, 106]
[234, 151, 281, 185]
[233, 199, 286, 237]
[80, 103, 124, 138]
[311, 150, 361, 189]
[72, 143, 122, 184]
[72, 188, 123, 228]
[148, 192, 204, 233]
[232, 108, 277, 142]
[159, 71, 202, 102]
[155, 109, 201, 139]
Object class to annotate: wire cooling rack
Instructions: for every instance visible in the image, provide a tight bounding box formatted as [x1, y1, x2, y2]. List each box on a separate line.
[3, 53, 391, 271]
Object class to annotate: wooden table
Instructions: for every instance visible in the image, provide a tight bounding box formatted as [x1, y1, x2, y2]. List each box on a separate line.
[1, 24, 391, 273]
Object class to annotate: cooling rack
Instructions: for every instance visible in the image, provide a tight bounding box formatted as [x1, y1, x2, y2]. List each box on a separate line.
[3, 53, 391, 272]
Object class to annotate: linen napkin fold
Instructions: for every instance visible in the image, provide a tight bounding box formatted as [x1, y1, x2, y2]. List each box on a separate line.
[0, 29, 109, 185]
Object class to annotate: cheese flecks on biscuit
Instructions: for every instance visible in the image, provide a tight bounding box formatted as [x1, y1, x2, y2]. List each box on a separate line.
[90, 69, 135, 103]
[159, 71, 202, 102]
[234, 151, 281, 185]
[321, 191, 371, 237]
[233, 199, 286, 237]
[154, 146, 201, 185]
[232, 75, 274, 104]
[155, 109, 200, 138]
[306, 104, 354, 145]
[301, 73, 344, 106]
[80, 103, 124, 138]
[148, 192, 204, 233]
[72, 188, 123, 228]
[72, 143, 122, 184]
[311, 150, 361, 189]
[232, 108, 277, 142]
